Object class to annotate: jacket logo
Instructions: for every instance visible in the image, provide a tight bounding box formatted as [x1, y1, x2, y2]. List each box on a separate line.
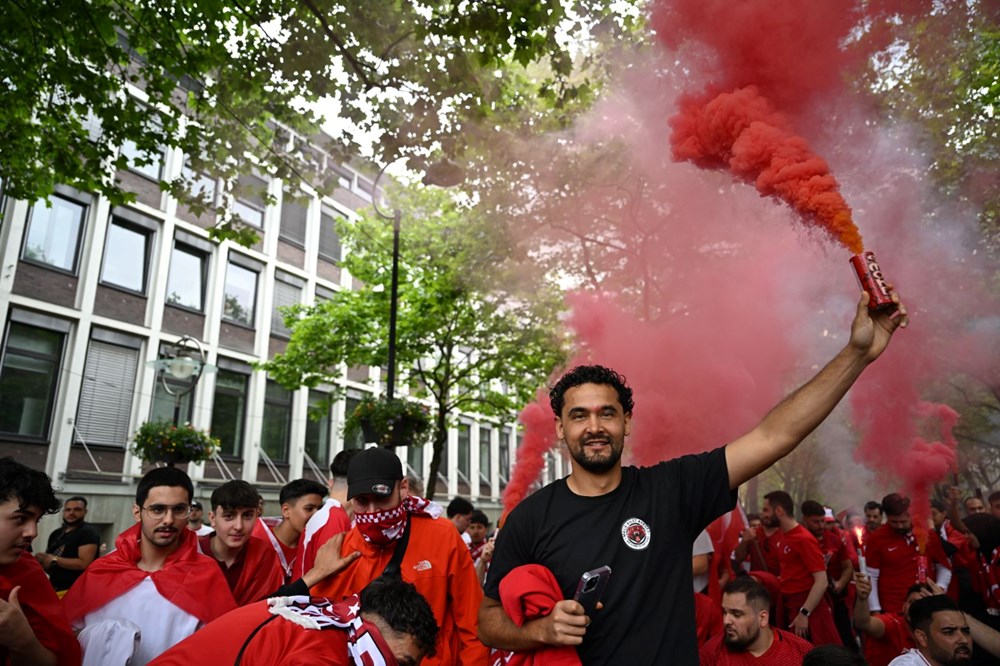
[413, 560, 432, 572]
[621, 518, 651, 551]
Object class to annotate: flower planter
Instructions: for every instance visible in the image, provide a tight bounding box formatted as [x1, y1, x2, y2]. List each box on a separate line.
[346, 396, 431, 448]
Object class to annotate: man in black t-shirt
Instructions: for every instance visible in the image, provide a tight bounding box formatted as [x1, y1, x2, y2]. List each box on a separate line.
[478, 291, 908, 665]
[36, 495, 100, 592]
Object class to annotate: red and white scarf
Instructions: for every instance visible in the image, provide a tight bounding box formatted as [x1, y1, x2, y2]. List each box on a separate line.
[353, 496, 442, 546]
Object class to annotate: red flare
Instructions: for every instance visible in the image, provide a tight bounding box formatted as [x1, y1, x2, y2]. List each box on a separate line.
[670, 85, 864, 253]
[853, 526, 864, 546]
[502, 392, 558, 515]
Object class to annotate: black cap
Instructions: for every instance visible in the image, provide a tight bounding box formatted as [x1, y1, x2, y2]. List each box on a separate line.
[191, 500, 203, 510]
[347, 447, 403, 500]
[470, 510, 490, 527]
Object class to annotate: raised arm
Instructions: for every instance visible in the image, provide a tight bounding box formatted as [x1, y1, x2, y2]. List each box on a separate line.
[726, 291, 907, 489]
[852, 572, 886, 638]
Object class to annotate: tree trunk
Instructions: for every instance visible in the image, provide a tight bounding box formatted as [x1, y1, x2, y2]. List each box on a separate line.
[426, 405, 449, 501]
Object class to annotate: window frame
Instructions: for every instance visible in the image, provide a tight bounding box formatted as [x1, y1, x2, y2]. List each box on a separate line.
[210, 366, 250, 459]
[0, 314, 68, 441]
[21, 192, 89, 275]
[99, 215, 154, 295]
[261, 380, 293, 462]
[164, 241, 209, 313]
[221, 257, 260, 328]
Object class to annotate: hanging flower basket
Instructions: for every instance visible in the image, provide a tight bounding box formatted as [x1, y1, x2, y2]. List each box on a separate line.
[344, 395, 431, 447]
[130, 420, 220, 466]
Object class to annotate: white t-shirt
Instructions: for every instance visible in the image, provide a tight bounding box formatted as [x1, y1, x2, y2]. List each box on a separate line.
[78, 577, 200, 665]
[888, 649, 932, 666]
[692, 529, 715, 593]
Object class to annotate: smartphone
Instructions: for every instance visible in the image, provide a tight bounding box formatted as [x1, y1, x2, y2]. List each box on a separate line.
[573, 565, 612, 616]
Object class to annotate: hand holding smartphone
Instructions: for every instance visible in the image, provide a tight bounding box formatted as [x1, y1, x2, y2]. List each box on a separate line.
[573, 565, 611, 616]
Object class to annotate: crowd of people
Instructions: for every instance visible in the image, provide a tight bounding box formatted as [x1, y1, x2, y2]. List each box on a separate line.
[4, 290, 997, 665]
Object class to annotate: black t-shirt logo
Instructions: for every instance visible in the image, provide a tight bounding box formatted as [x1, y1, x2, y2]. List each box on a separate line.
[621, 517, 651, 551]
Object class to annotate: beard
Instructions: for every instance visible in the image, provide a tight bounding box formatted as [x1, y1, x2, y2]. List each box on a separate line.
[723, 625, 760, 651]
[569, 433, 624, 473]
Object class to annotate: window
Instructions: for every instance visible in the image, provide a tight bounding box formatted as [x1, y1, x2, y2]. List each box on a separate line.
[305, 391, 330, 467]
[0, 321, 65, 438]
[100, 219, 151, 293]
[343, 395, 363, 449]
[271, 273, 302, 338]
[222, 260, 258, 326]
[120, 139, 163, 181]
[150, 376, 193, 424]
[408, 443, 423, 479]
[233, 174, 266, 229]
[210, 369, 249, 457]
[261, 381, 292, 462]
[181, 161, 217, 208]
[279, 191, 308, 247]
[318, 207, 342, 263]
[75, 335, 140, 447]
[500, 427, 512, 484]
[165, 243, 206, 311]
[479, 426, 492, 480]
[23, 195, 87, 272]
[457, 423, 471, 480]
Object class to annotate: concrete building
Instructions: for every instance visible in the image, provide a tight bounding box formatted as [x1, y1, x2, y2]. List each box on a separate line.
[0, 133, 567, 547]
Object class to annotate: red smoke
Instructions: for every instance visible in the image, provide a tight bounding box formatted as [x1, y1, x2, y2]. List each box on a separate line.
[670, 86, 863, 253]
[499, 1, 996, 518]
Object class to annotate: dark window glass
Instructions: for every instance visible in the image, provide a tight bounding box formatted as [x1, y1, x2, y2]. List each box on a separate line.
[210, 369, 248, 457]
[500, 428, 512, 484]
[150, 377, 193, 424]
[23, 196, 86, 272]
[305, 391, 330, 467]
[479, 426, 492, 480]
[0, 322, 64, 438]
[457, 423, 471, 480]
[165, 244, 206, 310]
[261, 381, 292, 461]
[101, 220, 150, 293]
[223, 262, 257, 326]
[408, 443, 423, 479]
[343, 396, 363, 450]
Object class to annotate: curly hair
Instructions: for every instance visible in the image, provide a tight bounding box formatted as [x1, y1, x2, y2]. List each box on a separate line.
[0, 457, 61, 515]
[361, 577, 439, 655]
[549, 365, 634, 417]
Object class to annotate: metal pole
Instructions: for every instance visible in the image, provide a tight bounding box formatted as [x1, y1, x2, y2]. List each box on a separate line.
[386, 208, 401, 402]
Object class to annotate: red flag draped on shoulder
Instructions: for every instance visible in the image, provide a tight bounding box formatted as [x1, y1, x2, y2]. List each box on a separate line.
[705, 506, 749, 602]
[63, 523, 235, 624]
[0, 552, 81, 666]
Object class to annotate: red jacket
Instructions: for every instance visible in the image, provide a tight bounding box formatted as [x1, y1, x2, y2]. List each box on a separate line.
[0, 552, 80, 666]
[311, 514, 488, 666]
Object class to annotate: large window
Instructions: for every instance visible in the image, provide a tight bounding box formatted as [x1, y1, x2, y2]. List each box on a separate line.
[318, 207, 342, 263]
[271, 273, 302, 338]
[222, 260, 258, 326]
[75, 334, 140, 447]
[210, 369, 249, 457]
[0, 320, 65, 438]
[261, 381, 292, 462]
[165, 243, 207, 311]
[150, 377, 193, 424]
[305, 391, 330, 467]
[100, 218, 151, 293]
[408, 443, 423, 480]
[23, 195, 87, 272]
[500, 427, 513, 485]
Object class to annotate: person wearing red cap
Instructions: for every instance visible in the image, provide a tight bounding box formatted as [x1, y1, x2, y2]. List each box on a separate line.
[310, 446, 488, 666]
[0, 457, 80, 666]
[63, 466, 235, 665]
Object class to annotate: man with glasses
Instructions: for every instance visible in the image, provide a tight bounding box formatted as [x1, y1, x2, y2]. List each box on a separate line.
[63, 467, 235, 665]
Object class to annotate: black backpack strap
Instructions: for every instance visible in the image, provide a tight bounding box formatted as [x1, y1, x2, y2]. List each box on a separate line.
[380, 512, 411, 580]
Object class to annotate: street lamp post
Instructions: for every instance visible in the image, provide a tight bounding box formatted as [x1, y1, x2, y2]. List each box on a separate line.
[155, 336, 209, 424]
[370, 158, 463, 402]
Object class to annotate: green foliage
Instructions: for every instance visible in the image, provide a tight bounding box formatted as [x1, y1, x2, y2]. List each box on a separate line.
[130, 419, 220, 464]
[0, 0, 642, 245]
[342, 395, 432, 447]
[260, 183, 568, 496]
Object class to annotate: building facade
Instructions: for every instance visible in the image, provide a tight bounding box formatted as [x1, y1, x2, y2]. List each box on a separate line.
[0, 135, 568, 547]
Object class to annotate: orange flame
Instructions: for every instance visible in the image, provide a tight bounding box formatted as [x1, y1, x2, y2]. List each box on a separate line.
[853, 526, 864, 546]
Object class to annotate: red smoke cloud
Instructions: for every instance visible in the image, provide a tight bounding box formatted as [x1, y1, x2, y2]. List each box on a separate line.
[670, 86, 863, 253]
[500, 1, 996, 517]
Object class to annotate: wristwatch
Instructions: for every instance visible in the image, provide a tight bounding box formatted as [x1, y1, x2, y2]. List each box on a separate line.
[52, 555, 59, 565]
[799, 607, 810, 617]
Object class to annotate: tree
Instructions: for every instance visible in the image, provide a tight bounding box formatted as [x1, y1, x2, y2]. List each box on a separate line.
[1, 0, 642, 245]
[260, 184, 568, 498]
